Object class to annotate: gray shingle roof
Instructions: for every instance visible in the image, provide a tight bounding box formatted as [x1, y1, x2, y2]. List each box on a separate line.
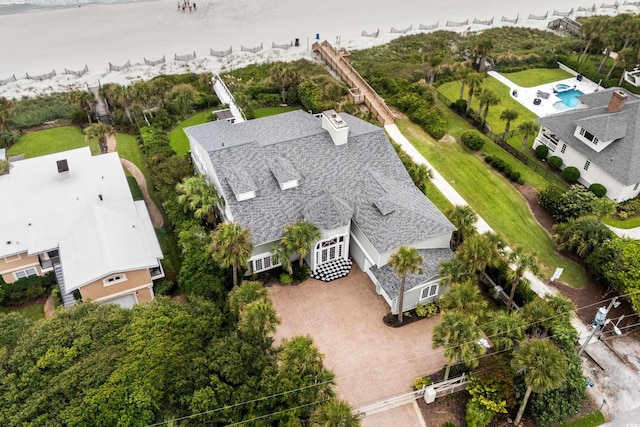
[538, 88, 640, 185]
[303, 193, 353, 230]
[186, 110, 455, 249]
[270, 155, 301, 186]
[226, 166, 257, 196]
[369, 248, 455, 299]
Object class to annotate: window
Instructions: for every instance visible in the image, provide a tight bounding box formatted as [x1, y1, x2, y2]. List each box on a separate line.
[253, 255, 279, 273]
[14, 267, 37, 280]
[560, 144, 567, 154]
[4, 254, 22, 263]
[103, 273, 127, 286]
[420, 284, 439, 300]
[584, 160, 591, 171]
[579, 127, 599, 145]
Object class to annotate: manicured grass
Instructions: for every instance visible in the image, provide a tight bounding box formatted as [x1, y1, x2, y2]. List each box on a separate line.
[127, 175, 144, 200]
[169, 111, 213, 156]
[603, 215, 640, 229]
[424, 179, 453, 214]
[396, 118, 586, 288]
[0, 304, 45, 321]
[7, 126, 99, 158]
[115, 133, 148, 177]
[254, 106, 298, 118]
[559, 410, 605, 427]
[438, 76, 539, 136]
[502, 68, 573, 87]
[155, 227, 180, 281]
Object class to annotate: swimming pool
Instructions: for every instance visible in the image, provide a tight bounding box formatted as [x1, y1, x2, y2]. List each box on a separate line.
[553, 89, 584, 109]
[554, 83, 572, 92]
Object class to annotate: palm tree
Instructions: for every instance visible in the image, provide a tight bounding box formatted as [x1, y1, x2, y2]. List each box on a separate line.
[483, 311, 525, 351]
[272, 243, 293, 275]
[169, 84, 198, 115]
[597, 28, 620, 74]
[521, 298, 556, 337]
[282, 220, 321, 267]
[439, 281, 487, 316]
[552, 217, 614, 258]
[0, 96, 15, 131]
[578, 16, 607, 64]
[456, 62, 472, 100]
[511, 339, 568, 425]
[84, 122, 115, 154]
[176, 175, 221, 224]
[499, 109, 519, 141]
[227, 281, 268, 317]
[432, 311, 485, 380]
[438, 258, 472, 286]
[517, 120, 540, 153]
[505, 246, 540, 311]
[474, 35, 494, 72]
[278, 336, 326, 378]
[606, 47, 635, 82]
[477, 88, 500, 124]
[68, 90, 95, 124]
[238, 299, 280, 348]
[310, 399, 360, 427]
[389, 246, 424, 324]
[465, 72, 484, 113]
[618, 48, 640, 86]
[591, 196, 617, 223]
[271, 63, 301, 103]
[545, 294, 575, 323]
[446, 205, 478, 249]
[210, 222, 253, 287]
[457, 233, 501, 277]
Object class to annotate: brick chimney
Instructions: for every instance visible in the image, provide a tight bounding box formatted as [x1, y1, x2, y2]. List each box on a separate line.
[607, 90, 628, 113]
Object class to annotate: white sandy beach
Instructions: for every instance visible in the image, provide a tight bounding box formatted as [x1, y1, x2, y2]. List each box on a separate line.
[0, 0, 635, 98]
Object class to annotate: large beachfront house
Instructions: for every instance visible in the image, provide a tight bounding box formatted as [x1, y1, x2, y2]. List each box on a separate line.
[533, 88, 640, 202]
[0, 147, 164, 308]
[185, 110, 456, 314]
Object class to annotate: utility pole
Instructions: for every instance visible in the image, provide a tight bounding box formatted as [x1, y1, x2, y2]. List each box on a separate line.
[578, 297, 618, 355]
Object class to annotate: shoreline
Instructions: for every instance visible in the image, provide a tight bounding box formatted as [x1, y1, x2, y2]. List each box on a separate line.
[0, 0, 635, 99]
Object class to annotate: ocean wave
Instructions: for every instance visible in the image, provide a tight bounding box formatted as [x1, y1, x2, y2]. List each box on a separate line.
[0, 0, 145, 6]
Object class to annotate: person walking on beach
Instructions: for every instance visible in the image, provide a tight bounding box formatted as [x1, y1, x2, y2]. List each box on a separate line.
[177, 1, 180, 11]
[193, 2, 196, 10]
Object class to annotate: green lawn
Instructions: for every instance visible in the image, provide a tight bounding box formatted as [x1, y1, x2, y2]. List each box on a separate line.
[559, 411, 605, 427]
[254, 106, 298, 118]
[127, 176, 144, 200]
[502, 68, 573, 87]
[396, 118, 586, 288]
[7, 126, 99, 158]
[169, 111, 213, 156]
[603, 215, 640, 229]
[438, 76, 538, 136]
[424, 179, 453, 214]
[115, 133, 148, 177]
[0, 304, 45, 321]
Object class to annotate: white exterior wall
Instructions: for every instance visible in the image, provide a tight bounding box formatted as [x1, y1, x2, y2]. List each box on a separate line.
[189, 138, 234, 221]
[391, 278, 448, 314]
[308, 224, 350, 271]
[350, 222, 381, 267]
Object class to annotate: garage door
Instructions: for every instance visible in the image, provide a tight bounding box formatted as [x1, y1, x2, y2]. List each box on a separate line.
[104, 293, 137, 309]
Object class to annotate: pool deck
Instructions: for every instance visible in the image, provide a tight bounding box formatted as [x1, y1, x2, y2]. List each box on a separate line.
[488, 71, 602, 118]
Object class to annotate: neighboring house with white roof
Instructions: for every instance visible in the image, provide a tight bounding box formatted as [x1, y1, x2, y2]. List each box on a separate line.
[533, 88, 640, 202]
[0, 147, 164, 308]
[184, 110, 456, 314]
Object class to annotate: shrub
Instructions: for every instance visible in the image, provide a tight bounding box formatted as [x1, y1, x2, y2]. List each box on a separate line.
[589, 183, 607, 197]
[465, 400, 495, 427]
[0, 130, 20, 149]
[0, 273, 56, 307]
[535, 144, 549, 160]
[51, 285, 62, 308]
[414, 376, 433, 390]
[451, 99, 468, 114]
[563, 166, 580, 183]
[415, 303, 428, 317]
[506, 170, 522, 183]
[292, 263, 311, 282]
[548, 156, 563, 170]
[461, 130, 485, 151]
[539, 185, 565, 217]
[554, 185, 597, 222]
[279, 273, 292, 286]
[153, 280, 176, 296]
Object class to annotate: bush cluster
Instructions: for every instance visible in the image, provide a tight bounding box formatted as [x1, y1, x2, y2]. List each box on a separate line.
[588, 183, 607, 197]
[9, 94, 75, 128]
[392, 142, 432, 194]
[616, 196, 640, 219]
[0, 273, 57, 307]
[461, 130, 485, 151]
[484, 155, 523, 184]
[534, 144, 548, 160]
[539, 185, 597, 222]
[408, 106, 446, 140]
[547, 156, 562, 170]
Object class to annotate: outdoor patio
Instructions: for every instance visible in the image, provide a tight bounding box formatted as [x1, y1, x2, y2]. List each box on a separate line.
[268, 264, 447, 411]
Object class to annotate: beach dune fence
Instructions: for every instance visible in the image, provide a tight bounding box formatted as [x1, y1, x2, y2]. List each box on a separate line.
[528, 12, 549, 20]
[144, 56, 166, 66]
[361, 29, 380, 38]
[577, 4, 597, 11]
[446, 19, 469, 27]
[241, 43, 263, 53]
[623, 0, 640, 5]
[553, 8, 574, 16]
[272, 41, 292, 50]
[26, 70, 56, 81]
[390, 25, 413, 34]
[0, 74, 17, 86]
[109, 61, 131, 72]
[64, 65, 89, 77]
[473, 17, 494, 25]
[501, 14, 519, 23]
[419, 22, 439, 30]
[175, 51, 196, 61]
[600, 1, 619, 8]
[210, 46, 232, 58]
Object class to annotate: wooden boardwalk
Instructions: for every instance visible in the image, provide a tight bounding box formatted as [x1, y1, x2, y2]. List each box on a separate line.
[312, 40, 395, 126]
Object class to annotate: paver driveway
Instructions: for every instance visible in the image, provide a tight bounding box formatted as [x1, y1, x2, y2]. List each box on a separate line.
[268, 264, 447, 410]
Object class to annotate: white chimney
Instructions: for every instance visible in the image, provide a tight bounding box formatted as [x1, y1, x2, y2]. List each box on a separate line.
[321, 110, 349, 146]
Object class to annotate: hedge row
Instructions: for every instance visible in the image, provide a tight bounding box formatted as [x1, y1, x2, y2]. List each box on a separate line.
[0, 272, 57, 307]
[484, 155, 523, 184]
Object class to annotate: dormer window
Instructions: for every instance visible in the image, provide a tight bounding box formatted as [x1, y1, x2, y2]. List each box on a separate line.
[103, 273, 127, 286]
[579, 127, 598, 145]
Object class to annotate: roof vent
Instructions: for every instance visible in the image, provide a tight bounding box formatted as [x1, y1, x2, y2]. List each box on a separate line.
[57, 159, 70, 180]
[607, 90, 627, 113]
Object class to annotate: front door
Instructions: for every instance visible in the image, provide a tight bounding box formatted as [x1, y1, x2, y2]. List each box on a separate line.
[315, 235, 345, 267]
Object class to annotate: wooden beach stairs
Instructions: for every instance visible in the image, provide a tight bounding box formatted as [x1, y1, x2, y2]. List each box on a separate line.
[312, 40, 395, 126]
[88, 85, 112, 124]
